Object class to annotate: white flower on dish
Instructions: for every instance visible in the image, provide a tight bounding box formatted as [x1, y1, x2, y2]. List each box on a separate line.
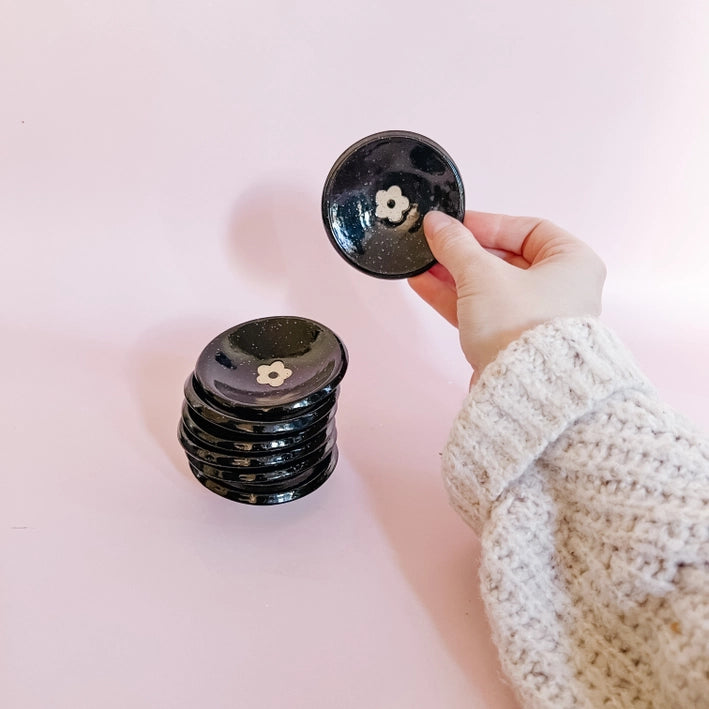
[375, 185, 410, 224]
[256, 360, 293, 388]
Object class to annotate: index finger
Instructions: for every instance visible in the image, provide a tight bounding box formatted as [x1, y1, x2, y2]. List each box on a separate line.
[462, 211, 581, 263]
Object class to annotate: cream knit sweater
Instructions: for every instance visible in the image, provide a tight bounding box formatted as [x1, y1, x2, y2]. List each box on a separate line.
[443, 317, 709, 708]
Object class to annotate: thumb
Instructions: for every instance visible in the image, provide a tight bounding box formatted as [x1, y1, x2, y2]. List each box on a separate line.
[423, 211, 491, 288]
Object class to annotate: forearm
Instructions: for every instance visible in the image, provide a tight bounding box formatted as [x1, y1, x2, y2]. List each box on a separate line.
[443, 317, 709, 707]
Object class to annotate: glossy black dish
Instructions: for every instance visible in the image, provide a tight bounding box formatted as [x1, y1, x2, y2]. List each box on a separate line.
[180, 402, 338, 453]
[321, 130, 465, 279]
[184, 377, 338, 435]
[179, 420, 336, 470]
[185, 434, 337, 483]
[188, 449, 338, 506]
[177, 317, 347, 505]
[193, 317, 348, 419]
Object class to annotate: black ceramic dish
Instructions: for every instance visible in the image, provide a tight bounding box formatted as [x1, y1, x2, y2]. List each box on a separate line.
[180, 404, 336, 453]
[185, 434, 337, 484]
[180, 401, 338, 453]
[193, 370, 341, 424]
[188, 448, 338, 505]
[183, 377, 339, 435]
[178, 418, 337, 470]
[193, 317, 348, 420]
[321, 130, 465, 279]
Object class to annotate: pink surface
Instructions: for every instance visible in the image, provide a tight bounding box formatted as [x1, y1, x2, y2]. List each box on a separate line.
[2, 2, 708, 708]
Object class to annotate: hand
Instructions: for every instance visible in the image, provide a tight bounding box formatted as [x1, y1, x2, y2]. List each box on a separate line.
[409, 211, 606, 385]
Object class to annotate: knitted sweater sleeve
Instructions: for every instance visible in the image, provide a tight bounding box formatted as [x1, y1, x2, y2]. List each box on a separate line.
[442, 317, 709, 709]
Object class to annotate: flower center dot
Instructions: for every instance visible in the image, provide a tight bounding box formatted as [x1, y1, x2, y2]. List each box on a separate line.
[387, 199, 396, 208]
[269, 371, 279, 379]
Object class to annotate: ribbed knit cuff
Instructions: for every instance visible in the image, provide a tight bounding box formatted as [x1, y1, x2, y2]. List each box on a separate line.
[442, 317, 654, 534]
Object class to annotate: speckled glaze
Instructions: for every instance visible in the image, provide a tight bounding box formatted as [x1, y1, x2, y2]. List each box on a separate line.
[322, 130, 465, 279]
[177, 317, 347, 505]
[194, 316, 348, 419]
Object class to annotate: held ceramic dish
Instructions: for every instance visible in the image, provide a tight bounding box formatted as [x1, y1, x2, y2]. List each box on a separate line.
[321, 130, 465, 279]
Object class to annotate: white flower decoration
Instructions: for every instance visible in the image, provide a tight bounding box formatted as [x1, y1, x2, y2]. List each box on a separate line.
[256, 360, 293, 388]
[375, 185, 410, 224]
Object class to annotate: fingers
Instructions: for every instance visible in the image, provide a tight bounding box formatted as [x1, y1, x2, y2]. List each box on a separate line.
[422, 212, 492, 288]
[408, 269, 459, 326]
[462, 211, 582, 264]
[485, 248, 531, 270]
[461, 211, 539, 255]
[427, 262, 457, 288]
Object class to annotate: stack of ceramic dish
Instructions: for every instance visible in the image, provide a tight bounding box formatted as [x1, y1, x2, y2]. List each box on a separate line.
[178, 316, 348, 505]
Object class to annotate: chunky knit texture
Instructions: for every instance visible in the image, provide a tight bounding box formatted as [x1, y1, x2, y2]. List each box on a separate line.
[443, 318, 709, 708]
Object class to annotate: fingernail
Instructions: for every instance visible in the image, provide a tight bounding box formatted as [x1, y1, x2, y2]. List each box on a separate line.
[424, 210, 454, 233]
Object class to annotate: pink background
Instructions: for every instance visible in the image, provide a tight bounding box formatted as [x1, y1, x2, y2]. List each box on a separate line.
[2, 2, 708, 707]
